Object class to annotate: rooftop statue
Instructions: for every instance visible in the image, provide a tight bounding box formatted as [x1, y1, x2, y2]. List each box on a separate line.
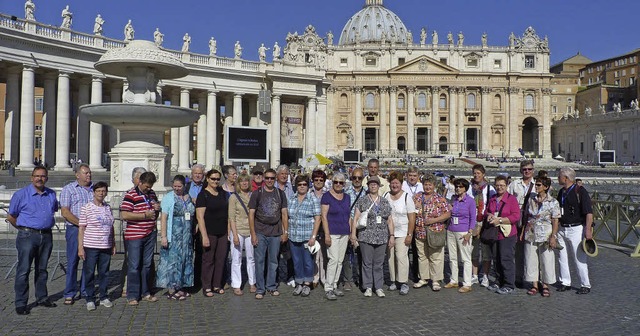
[209, 37, 217, 55]
[25, 0, 35, 21]
[327, 31, 334, 45]
[234, 41, 243, 59]
[93, 14, 104, 35]
[481, 32, 487, 48]
[457, 31, 464, 47]
[61, 5, 72, 29]
[258, 43, 269, 62]
[154, 28, 164, 47]
[447, 31, 453, 45]
[181, 33, 191, 52]
[124, 19, 134, 41]
[420, 27, 427, 45]
[272, 42, 281, 60]
[432, 30, 438, 45]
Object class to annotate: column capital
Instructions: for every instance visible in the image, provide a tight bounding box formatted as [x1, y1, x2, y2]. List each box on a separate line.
[353, 86, 363, 93]
[91, 74, 106, 81]
[271, 93, 282, 99]
[431, 86, 440, 93]
[308, 96, 318, 104]
[542, 88, 552, 95]
[234, 93, 244, 98]
[458, 87, 467, 94]
[57, 70, 73, 77]
[327, 86, 338, 93]
[22, 64, 37, 72]
[508, 87, 520, 94]
[379, 86, 389, 93]
[180, 88, 192, 94]
[207, 90, 218, 96]
[448, 86, 458, 94]
[481, 86, 492, 94]
[389, 86, 398, 93]
[407, 86, 416, 93]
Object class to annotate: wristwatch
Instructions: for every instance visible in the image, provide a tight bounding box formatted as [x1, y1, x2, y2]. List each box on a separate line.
[499, 218, 503, 224]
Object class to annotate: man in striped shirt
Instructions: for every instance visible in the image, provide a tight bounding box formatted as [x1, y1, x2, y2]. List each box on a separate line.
[120, 172, 160, 305]
[60, 163, 93, 305]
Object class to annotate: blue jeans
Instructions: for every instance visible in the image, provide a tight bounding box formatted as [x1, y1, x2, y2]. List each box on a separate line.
[64, 225, 85, 299]
[83, 247, 112, 301]
[254, 234, 281, 294]
[289, 241, 314, 284]
[15, 230, 53, 308]
[125, 231, 157, 300]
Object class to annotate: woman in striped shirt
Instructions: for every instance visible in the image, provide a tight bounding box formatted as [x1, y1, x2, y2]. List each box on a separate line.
[78, 181, 115, 311]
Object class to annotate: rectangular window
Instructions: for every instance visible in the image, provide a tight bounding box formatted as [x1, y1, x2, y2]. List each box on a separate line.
[35, 136, 42, 149]
[439, 58, 447, 65]
[34, 97, 44, 112]
[467, 59, 478, 67]
[440, 116, 447, 122]
[614, 71, 619, 77]
[468, 116, 476, 122]
[398, 116, 405, 121]
[622, 69, 627, 76]
[615, 79, 620, 86]
[366, 116, 375, 122]
[525, 55, 535, 69]
[552, 105, 557, 113]
[365, 58, 377, 66]
[631, 77, 635, 85]
[398, 58, 405, 65]
[631, 67, 636, 74]
[494, 59, 502, 69]
[340, 58, 348, 67]
[580, 142, 584, 154]
[35, 125, 42, 131]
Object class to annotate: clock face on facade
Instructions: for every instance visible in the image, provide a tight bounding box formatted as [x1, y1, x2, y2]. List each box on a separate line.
[523, 38, 536, 49]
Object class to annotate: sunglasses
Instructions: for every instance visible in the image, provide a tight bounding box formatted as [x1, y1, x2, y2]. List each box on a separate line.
[455, 185, 465, 189]
[333, 181, 345, 185]
[297, 183, 308, 187]
[209, 177, 220, 181]
[535, 183, 543, 187]
[351, 176, 363, 181]
[253, 172, 263, 176]
[522, 168, 534, 171]
[313, 178, 325, 182]
[264, 176, 276, 180]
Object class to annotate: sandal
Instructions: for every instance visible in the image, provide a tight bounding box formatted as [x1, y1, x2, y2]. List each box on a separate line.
[142, 295, 158, 302]
[527, 287, 538, 296]
[541, 288, 550, 297]
[432, 282, 442, 292]
[167, 292, 186, 301]
[268, 290, 280, 296]
[128, 299, 139, 306]
[213, 288, 225, 295]
[233, 288, 244, 296]
[203, 289, 214, 297]
[249, 285, 257, 293]
[63, 298, 74, 305]
[177, 291, 191, 298]
[255, 293, 264, 300]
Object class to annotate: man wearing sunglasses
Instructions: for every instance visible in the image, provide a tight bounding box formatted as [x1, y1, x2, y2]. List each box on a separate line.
[342, 167, 366, 290]
[508, 160, 535, 287]
[251, 166, 265, 191]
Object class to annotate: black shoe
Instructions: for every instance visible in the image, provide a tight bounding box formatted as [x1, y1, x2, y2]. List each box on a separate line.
[556, 285, 572, 292]
[15, 307, 30, 315]
[576, 287, 591, 294]
[38, 299, 57, 308]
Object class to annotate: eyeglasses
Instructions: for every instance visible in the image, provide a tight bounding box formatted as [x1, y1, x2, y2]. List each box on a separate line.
[297, 183, 308, 187]
[313, 178, 325, 182]
[535, 183, 543, 187]
[209, 177, 221, 181]
[522, 168, 534, 171]
[333, 181, 345, 185]
[351, 176, 363, 181]
[264, 176, 276, 180]
[495, 184, 507, 188]
[455, 185, 465, 189]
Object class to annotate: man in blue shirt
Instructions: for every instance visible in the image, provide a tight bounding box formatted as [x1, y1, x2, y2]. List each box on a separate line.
[7, 166, 59, 315]
[60, 163, 93, 305]
[186, 164, 205, 200]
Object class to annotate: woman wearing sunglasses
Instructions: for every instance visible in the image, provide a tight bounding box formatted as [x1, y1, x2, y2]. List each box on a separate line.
[523, 175, 560, 297]
[321, 173, 351, 300]
[445, 178, 476, 293]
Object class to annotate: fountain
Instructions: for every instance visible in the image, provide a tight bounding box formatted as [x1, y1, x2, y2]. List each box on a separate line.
[79, 40, 200, 191]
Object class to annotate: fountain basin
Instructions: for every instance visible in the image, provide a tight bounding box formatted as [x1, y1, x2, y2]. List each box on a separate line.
[80, 103, 200, 130]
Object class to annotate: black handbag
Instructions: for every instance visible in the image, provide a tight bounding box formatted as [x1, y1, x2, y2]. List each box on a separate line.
[480, 199, 505, 244]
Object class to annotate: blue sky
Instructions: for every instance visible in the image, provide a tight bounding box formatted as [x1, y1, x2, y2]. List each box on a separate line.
[3, 0, 639, 65]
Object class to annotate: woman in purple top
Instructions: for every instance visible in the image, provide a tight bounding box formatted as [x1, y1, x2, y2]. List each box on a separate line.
[484, 175, 521, 295]
[321, 172, 351, 300]
[445, 178, 476, 293]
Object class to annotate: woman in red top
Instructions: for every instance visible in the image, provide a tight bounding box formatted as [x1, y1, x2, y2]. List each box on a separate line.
[484, 175, 520, 295]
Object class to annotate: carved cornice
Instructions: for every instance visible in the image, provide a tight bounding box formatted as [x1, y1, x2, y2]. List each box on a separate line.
[508, 87, 520, 94]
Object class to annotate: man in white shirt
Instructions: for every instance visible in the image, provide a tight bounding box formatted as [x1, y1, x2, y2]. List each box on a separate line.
[508, 160, 536, 287]
[401, 166, 423, 198]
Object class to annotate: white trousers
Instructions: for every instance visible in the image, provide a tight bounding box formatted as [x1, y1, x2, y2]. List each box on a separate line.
[523, 240, 556, 284]
[447, 231, 473, 287]
[557, 226, 591, 288]
[325, 235, 349, 291]
[230, 234, 255, 289]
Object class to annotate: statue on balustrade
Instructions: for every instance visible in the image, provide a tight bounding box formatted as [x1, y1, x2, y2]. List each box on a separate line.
[432, 30, 438, 45]
[154, 28, 164, 47]
[234, 41, 243, 59]
[595, 132, 605, 152]
[585, 106, 592, 117]
[327, 31, 334, 45]
[447, 31, 454, 45]
[93, 14, 104, 35]
[509, 32, 517, 48]
[457, 31, 464, 47]
[420, 27, 427, 45]
[209, 37, 217, 55]
[599, 105, 606, 114]
[124, 19, 134, 41]
[61, 5, 72, 29]
[181, 33, 191, 52]
[575, 108, 580, 119]
[407, 30, 413, 44]
[481, 32, 488, 47]
[25, 0, 35, 21]
[272, 42, 281, 60]
[258, 43, 269, 62]
[615, 102, 622, 113]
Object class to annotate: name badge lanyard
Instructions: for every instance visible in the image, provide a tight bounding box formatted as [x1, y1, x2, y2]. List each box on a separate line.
[560, 185, 575, 216]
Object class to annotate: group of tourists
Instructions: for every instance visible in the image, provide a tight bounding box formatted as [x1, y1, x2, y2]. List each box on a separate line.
[8, 158, 594, 315]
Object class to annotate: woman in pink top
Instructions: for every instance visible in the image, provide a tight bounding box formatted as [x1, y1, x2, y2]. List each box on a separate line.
[78, 181, 115, 311]
[483, 175, 521, 295]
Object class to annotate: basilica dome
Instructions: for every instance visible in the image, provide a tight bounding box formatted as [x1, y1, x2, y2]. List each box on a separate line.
[338, 0, 409, 46]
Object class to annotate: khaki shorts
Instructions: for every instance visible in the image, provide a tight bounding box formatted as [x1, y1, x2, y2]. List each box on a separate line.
[471, 236, 492, 262]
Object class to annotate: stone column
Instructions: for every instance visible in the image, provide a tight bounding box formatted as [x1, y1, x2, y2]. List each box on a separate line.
[508, 87, 520, 156]
[77, 79, 90, 163]
[5, 67, 21, 163]
[325, 87, 336, 153]
[89, 76, 106, 171]
[480, 86, 491, 154]
[431, 86, 440, 154]
[18, 66, 36, 170]
[406, 86, 416, 153]
[316, 97, 327, 154]
[205, 91, 218, 168]
[170, 91, 180, 171]
[224, 95, 233, 127]
[178, 88, 191, 172]
[457, 87, 466, 154]
[270, 94, 281, 167]
[379, 87, 389, 151]
[354, 87, 363, 149]
[305, 97, 317, 155]
[233, 93, 243, 126]
[53, 71, 71, 170]
[541, 88, 552, 158]
[42, 73, 57, 167]
[448, 87, 458, 152]
[389, 86, 398, 151]
[197, 93, 207, 165]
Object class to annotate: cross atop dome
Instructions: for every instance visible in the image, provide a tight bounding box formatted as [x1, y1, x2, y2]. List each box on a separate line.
[365, 0, 384, 6]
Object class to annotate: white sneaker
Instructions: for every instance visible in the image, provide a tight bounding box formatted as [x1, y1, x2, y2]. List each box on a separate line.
[364, 288, 373, 297]
[471, 275, 479, 285]
[86, 302, 96, 311]
[287, 280, 296, 288]
[375, 289, 386, 298]
[100, 299, 113, 308]
[479, 275, 489, 287]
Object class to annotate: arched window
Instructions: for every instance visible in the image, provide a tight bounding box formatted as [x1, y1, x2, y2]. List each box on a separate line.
[439, 94, 447, 109]
[493, 94, 502, 110]
[525, 94, 535, 110]
[467, 93, 476, 109]
[340, 93, 348, 108]
[493, 130, 502, 146]
[439, 136, 448, 152]
[397, 136, 406, 151]
[397, 93, 405, 109]
[417, 92, 427, 109]
[365, 93, 375, 109]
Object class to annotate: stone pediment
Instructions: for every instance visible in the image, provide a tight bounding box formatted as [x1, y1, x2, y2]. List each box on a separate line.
[388, 55, 458, 74]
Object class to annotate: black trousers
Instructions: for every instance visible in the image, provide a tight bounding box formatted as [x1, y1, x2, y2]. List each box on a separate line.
[491, 235, 516, 289]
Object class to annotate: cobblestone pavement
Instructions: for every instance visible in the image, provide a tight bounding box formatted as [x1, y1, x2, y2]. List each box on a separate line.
[0, 245, 639, 336]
